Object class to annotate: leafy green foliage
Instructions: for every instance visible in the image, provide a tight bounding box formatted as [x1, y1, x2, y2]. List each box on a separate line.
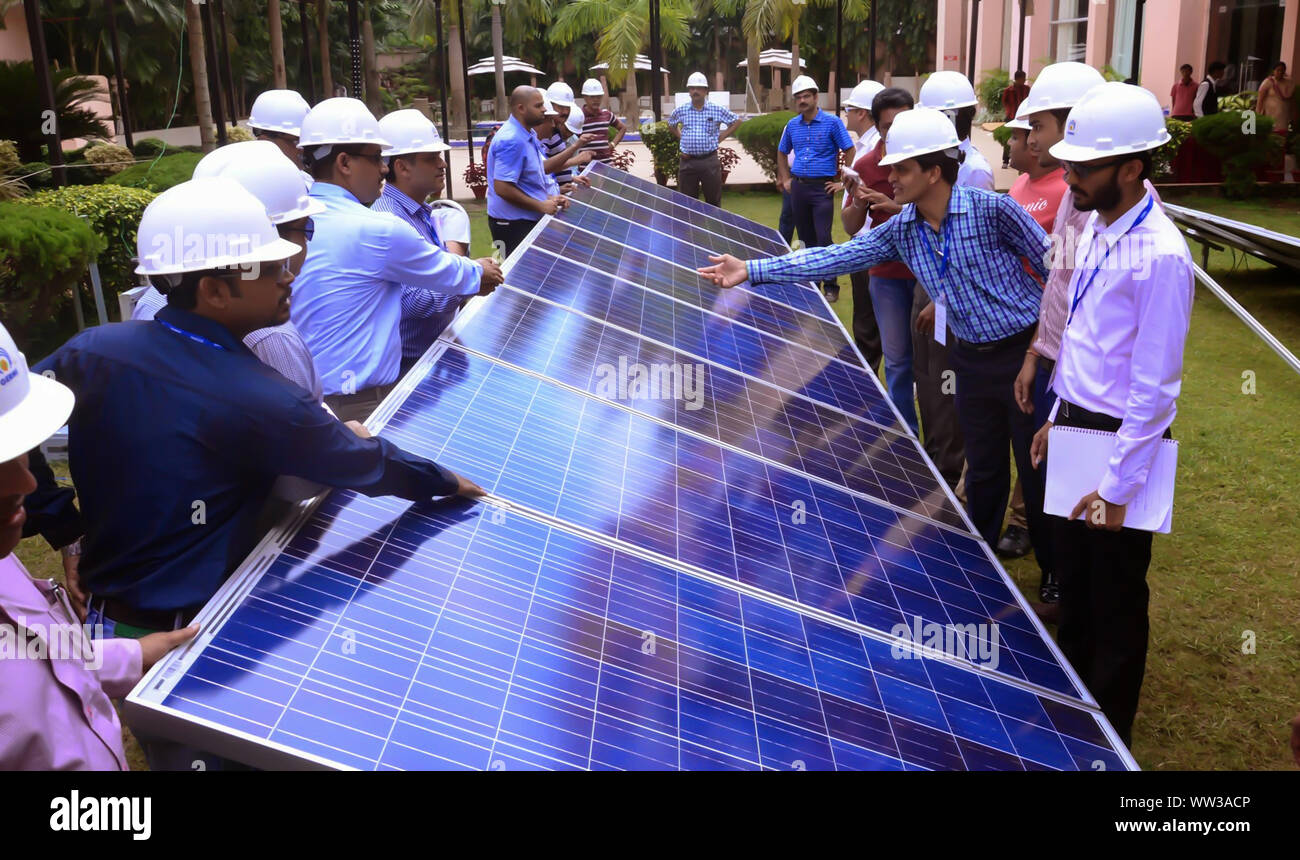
[0, 141, 19, 176]
[977, 69, 1011, 116]
[1192, 111, 1281, 197]
[225, 126, 255, 143]
[872, 0, 937, 75]
[1218, 92, 1257, 113]
[0, 201, 103, 354]
[16, 184, 155, 298]
[0, 61, 112, 162]
[84, 143, 134, 175]
[106, 151, 201, 193]
[735, 110, 793, 182]
[641, 121, 680, 179]
[17, 162, 52, 191]
[1153, 118, 1192, 180]
[992, 123, 1015, 147]
[130, 138, 170, 158]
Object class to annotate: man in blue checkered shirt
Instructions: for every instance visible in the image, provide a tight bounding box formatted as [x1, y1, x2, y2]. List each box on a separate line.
[701, 108, 1052, 554]
[669, 73, 743, 207]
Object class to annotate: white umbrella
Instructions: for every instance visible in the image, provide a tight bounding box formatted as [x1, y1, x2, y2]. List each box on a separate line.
[590, 54, 670, 74]
[466, 55, 545, 76]
[737, 50, 807, 70]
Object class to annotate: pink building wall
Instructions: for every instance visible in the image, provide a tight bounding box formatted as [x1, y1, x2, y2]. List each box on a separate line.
[1, 5, 34, 63]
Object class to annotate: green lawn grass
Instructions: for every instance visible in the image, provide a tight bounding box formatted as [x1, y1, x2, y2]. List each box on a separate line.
[17, 189, 1299, 771]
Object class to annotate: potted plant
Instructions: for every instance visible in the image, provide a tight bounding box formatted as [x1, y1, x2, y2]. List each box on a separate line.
[718, 146, 740, 183]
[609, 148, 636, 172]
[463, 161, 488, 199]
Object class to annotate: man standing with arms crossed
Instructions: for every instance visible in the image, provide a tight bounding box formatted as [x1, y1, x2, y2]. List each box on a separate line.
[1030, 83, 1193, 746]
[778, 75, 857, 302]
[488, 86, 571, 257]
[669, 72, 743, 207]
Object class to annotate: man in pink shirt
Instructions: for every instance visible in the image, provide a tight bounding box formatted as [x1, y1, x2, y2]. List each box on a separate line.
[1169, 64, 1197, 121]
[0, 320, 195, 770]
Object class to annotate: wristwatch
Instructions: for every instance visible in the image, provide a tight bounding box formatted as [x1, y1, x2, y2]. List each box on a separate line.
[60, 538, 82, 558]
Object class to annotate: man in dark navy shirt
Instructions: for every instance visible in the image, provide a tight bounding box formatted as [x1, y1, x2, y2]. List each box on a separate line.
[34, 178, 485, 636]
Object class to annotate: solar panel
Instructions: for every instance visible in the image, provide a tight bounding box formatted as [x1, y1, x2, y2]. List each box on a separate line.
[128, 165, 1136, 769]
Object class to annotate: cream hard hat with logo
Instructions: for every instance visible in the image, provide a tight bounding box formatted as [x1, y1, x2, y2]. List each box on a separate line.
[546, 81, 576, 108]
[297, 97, 392, 162]
[379, 108, 452, 155]
[686, 72, 709, 89]
[879, 107, 962, 166]
[0, 321, 74, 464]
[844, 80, 885, 110]
[918, 70, 978, 110]
[581, 78, 605, 97]
[1048, 82, 1170, 162]
[1016, 62, 1106, 119]
[198, 144, 326, 224]
[565, 106, 586, 136]
[193, 139, 285, 180]
[790, 75, 819, 95]
[247, 89, 311, 137]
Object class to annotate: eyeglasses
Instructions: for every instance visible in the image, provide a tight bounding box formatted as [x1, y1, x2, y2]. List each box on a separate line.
[347, 151, 386, 167]
[278, 218, 315, 242]
[1060, 158, 1124, 180]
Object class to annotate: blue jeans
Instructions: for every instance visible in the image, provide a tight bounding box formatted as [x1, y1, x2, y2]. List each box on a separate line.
[868, 275, 919, 435]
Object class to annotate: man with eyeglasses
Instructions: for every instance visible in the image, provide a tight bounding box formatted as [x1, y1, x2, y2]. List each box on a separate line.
[292, 98, 502, 422]
[246, 88, 313, 186]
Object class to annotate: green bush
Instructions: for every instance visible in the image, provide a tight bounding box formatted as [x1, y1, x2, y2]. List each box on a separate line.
[1218, 92, 1256, 113]
[992, 124, 1015, 147]
[17, 184, 155, 298]
[1153, 118, 1193, 180]
[1192, 111, 1280, 197]
[225, 125, 254, 143]
[735, 110, 795, 182]
[0, 140, 18, 176]
[62, 161, 103, 186]
[131, 137, 170, 157]
[977, 69, 1011, 116]
[84, 143, 134, 175]
[641, 121, 679, 181]
[0, 200, 103, 356]
[106, 151, 201, 192]
[17, 161, 52, 190]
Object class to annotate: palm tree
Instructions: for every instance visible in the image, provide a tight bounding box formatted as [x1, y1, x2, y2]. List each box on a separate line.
[317, 0, 334, 96]
[363, 1, 383, 113]
[742, 0, 867, 108]
[0, 62, 113, 161]
[552, 0, 691, 123]
[184, 0, 216, 151]
[410, 0, 468, 130]
[269, 0, 288, 88]
[491, 1, 507, 119]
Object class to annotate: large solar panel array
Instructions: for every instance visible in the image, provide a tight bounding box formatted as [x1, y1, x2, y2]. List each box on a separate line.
[127, 162, 1137, 770]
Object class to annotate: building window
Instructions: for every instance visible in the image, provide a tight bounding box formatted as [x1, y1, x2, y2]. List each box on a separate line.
[1051, 0, 1089, 63]
[1110, 0, 1139, 80]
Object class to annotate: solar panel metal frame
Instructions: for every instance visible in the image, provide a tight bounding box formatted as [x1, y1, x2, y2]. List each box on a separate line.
[126, 185, 1138, 770]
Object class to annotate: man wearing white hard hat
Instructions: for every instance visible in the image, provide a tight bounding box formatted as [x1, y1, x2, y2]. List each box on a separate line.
[668, 72, 742, 207]
[293, 98, 502, 421]
[32, 178, 487, 766]
[246, 88, 312, 179]
[540, 82, 597, 190]
[778, 74, 856, 302]
[838, 79, 887, 374]
[1028, 82, 1194, 747]
[487, 86, 570, 257]
[0, 320, 199, 769]
[132, 141, 327, 402]
[372, 109, 499, 374]
[578, 78, 627, 166]
[700, 108, 1051, 560]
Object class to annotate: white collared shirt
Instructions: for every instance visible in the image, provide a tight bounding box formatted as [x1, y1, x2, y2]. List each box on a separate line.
[957, 138, 995, 191]
[1050, 192, 1195, 506]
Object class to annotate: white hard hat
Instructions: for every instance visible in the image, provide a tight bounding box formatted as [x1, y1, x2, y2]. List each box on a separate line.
[844, 80, 886, 110]
[134, 177, 302, 277]
[565, 106, 586, 136]
[297, 97, 391, 158]
[686, 72, 709, 89]
[790, 75, 819, 95]
[247, 89, 311, 137]
[918, 70, 978, 110]
[581, 78, 604, 97]
[1015, 62, 1105, 119]
[378, 108, 451, 155]
[1004, 118, 1032, 131]
[198, 144, 325, 223]
[0, 321, 74, 464]
[1049, 82, 1171, 162]
[879, 107, 962, 166]
[542, 95, 559, 117]
[546, 81, 576, 108]
[193, 139, 285, 179]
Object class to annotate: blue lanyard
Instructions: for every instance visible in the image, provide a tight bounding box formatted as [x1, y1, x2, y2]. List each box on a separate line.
[157, 318, 229, 351]
[917, 213, 952, 280]
[1067, 195, 1155, 327]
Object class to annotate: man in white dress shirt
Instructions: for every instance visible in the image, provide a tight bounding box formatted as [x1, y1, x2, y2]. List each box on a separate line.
[1030, 83, 1194, 746]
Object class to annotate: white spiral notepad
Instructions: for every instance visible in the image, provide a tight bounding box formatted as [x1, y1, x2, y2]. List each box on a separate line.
[1044, 425, 1179, 534]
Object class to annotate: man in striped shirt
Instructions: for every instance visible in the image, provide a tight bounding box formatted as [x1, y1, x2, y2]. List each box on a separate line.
[578, 78, 626, 165]
[541, 82, 595, 190]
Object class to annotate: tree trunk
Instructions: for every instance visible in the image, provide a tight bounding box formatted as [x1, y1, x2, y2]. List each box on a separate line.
[790, 13, 800, 101]
[362, 1, 382, 114]
[713, 25, 723, 90]
[185, 0, 215, 151]
[317, 0, 333, 96]
[491, 6, 506, 120]
[622, 68, 639, 124]
[269, 0, 288, 89]
[746, 36, 760, 112]
[448, 23, 468, 128]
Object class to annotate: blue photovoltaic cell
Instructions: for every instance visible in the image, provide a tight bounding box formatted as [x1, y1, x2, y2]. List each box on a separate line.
[581, 184, 778, 258]
[372, 347, 1082, 698]
[554, 202, 836, 322]
[567, 185, 771, 261]
[584, 161, 788, 250]
[533, 220, 857, 363]
[446, 285, 964, 529]
[146, 491, 1123, 770]
[504, 246, 902, 430]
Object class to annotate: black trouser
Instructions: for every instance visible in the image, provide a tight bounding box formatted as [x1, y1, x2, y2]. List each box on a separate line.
[947, 326, 1051, 581]
[911, 283, 964, 489]
[778, 191, 794, 245]
[678, 151, 723, 207]
[1051, 399, 1165, 747]
[488, 216, 539, 258]
[789, 176, 838, 293]
[850, 269, 882, 373]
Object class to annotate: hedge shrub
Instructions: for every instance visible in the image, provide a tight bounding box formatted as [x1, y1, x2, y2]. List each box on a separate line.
[1153, 118, 1192, 180]
[0, 200, 103, 355]
[735, 110, 794, 182]
[131, 138, 170, 157]
[641, 121, 679, 181]
[1192, 110, 1280, 197]
[977, 69, 1011, 117]
[84, 142, 134, 175]
[106, 151, 201, 192]
[0, 140, 19, 176]
[17, 184, 155, 296]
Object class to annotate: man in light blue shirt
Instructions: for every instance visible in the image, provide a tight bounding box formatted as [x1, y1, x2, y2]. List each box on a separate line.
[291, 98, 503, 421]
[487, 85, 569, 257]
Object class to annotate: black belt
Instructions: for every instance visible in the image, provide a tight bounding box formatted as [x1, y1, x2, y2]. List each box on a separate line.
[95, 595, 202, 632]
[1055, 399, 1123, 432]
[793, 175, 836, 184]
[681, 150, 716, 159]
[955, 325, 1036, 353]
